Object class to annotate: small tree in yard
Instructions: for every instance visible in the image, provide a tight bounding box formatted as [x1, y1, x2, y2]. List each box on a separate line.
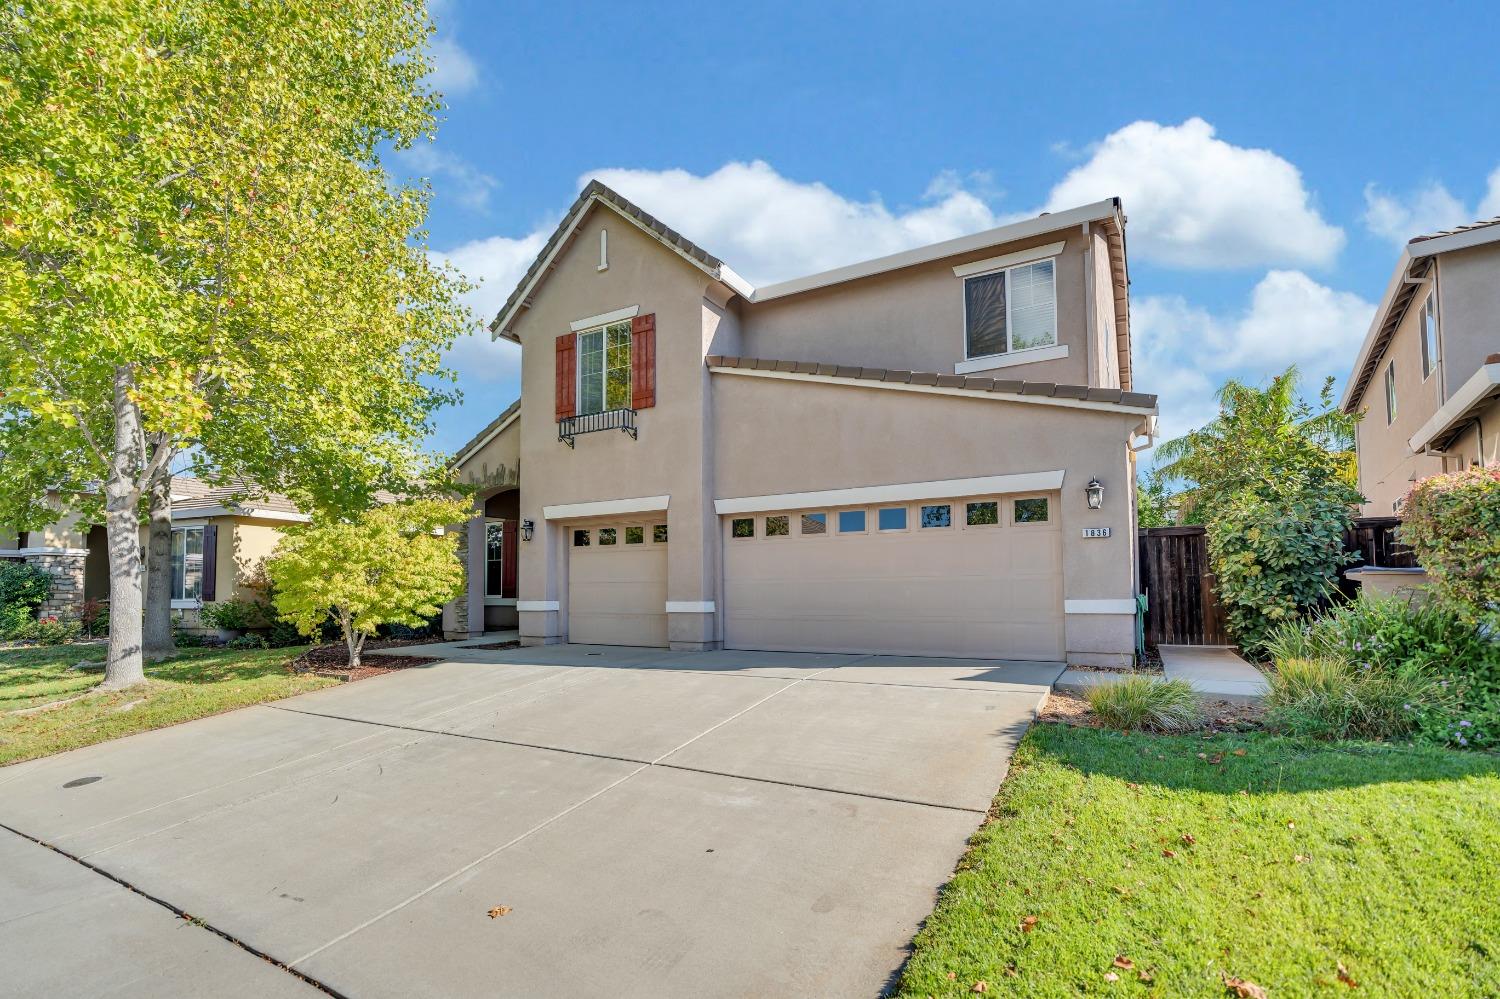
[267, 499, 466, 669]
[1400, 467, 1500, 617]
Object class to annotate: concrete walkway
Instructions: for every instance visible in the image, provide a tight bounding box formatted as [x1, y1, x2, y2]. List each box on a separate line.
[1, 643, 1062, 998]
[1158, 644, 1269, 702]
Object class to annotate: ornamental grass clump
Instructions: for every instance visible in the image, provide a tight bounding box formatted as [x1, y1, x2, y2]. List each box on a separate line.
[1086, 677, 1201, 732]
[1265, 657, 1446, 741]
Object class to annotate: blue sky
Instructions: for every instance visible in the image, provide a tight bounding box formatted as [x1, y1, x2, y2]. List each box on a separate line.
[408, 0, 1500, 456]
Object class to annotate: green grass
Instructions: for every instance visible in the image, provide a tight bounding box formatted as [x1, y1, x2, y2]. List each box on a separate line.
[0, 642, 337, 767]
[897, 723, 1500, 998]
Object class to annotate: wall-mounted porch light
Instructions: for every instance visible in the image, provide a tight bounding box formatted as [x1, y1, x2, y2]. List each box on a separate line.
[1085, 477, 1105, 510]
[521, 519, 535, 542]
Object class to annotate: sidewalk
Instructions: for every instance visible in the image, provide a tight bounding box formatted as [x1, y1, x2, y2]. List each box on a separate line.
[1055, 645, 1268, 704]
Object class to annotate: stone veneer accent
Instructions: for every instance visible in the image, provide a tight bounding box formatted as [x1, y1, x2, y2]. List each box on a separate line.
[446, 526, 470, 637]
[27, 552, 87, 620]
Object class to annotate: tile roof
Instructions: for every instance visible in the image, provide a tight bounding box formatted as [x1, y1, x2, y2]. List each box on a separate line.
[1409, 215, 1500, 243]
[451, 397, 520, 465]
[705, 355, 1157, 410]
[170, 475, 303, 516]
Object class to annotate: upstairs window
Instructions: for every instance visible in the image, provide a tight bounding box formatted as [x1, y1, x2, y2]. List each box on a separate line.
[964, 259, 1056, 359]
[1420, 294, 1440, 379]
[577, 320, 632, 415]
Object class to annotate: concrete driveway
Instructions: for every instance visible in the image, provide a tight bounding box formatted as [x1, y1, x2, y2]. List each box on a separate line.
[0, 643, 1061, 998]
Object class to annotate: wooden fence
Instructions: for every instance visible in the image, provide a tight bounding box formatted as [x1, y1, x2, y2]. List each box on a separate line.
[1138, 518, 1413, 647]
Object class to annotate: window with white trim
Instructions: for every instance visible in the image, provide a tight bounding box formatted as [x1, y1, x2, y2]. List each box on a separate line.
[963, 258, 1056, 359]
[170, 526, 204, 601]
[1420, 294, 1439, 379]
[485, 522, 504, 597]
[1384, 361, 1397, 425]
[577, 320, 632, 415]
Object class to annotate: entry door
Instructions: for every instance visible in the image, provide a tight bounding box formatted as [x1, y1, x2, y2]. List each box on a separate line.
[566, 523, 669, 647]
[723, 494, 1064, 660]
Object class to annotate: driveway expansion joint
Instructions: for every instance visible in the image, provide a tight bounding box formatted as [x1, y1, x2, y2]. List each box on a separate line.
[0, 822, 346, 998]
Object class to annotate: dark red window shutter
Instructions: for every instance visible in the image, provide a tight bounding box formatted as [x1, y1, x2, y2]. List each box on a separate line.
[555, 333, 577, 421]
[631, 313, 656, 410]
[500, 519, 518, 599]
[200, 524, 218, 602]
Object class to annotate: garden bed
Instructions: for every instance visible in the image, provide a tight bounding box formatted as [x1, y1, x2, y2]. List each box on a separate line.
[286, 638, 444, 680]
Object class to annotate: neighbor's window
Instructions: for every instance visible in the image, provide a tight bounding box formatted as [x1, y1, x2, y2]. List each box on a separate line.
[577, 320, 632, 415]
[877, 507, 907, 531]
[1014, 498, 1049, 524]
[964, 258, 1056, 359]
[731, 518, 755, 539]
[598, 527, 617, 546]
[170, 526, 204, 601]
[573, 529, 591, 547]
[1420, 294, 1439, 379]
[485, 522, 504, 596]
[801, 512, 827, 536]
[1385, 361, 1397, 425]
[966, 501, 999, 526]
[766, 515, 790, 537]
[653, 524, 669, 543]
[625, 526, 644, 545]
[920, 504, 951, 528]
[837, 509, 866, 533]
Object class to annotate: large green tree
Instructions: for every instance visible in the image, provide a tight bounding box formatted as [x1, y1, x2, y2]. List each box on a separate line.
[1, 0, 468, 688]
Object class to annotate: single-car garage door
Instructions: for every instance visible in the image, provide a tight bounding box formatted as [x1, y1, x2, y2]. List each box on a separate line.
[567, 522, 669, 646]
[723, 493, 1064, 660]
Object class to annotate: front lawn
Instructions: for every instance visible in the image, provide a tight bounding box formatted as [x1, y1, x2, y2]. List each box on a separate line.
[898, 723, 1500, 997]
[0, 643, 338, 767]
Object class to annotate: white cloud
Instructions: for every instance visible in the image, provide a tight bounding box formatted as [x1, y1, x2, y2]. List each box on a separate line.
[1364, 167, 1500, 243]
[1044, 118, 1345, 269]
[430, 229, 550, 384]
[1133, 271, 1375, 445]
[427, 36, 479, 96]
[396, 144, 498, 212]
[582, 161, 1019, 285]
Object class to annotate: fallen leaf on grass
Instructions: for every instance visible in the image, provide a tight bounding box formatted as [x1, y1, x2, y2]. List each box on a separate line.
[1138, 968, 1155, 983]
[1181, 833, 1197, 846]
[487, 906, 512, 918]
[971, 981, 988, 993]
[1113, 955, 1135, 969]
[946, 972, 957, 981]
[1293, 854, 1310, 863]
[1162, 848, 1177, 858]
[1020, 915, 1039, 933]
[1004, 963, 1019, 978]
[1208, 753, 1224, 765]
[1232, 748, 1247, 756]
[1223, 973, 1268, 998]
[1103, 972, 1119, 982]
[1337, 962, 1359, 988]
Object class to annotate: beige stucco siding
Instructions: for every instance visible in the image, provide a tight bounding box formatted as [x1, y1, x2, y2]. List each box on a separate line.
[1434, 243, 1500, 385]
[1442, 396, 1500, 472]
[459, 417, 521, 491]
[736, 232, 1092, 385]
[1353, 271, 1445, 515]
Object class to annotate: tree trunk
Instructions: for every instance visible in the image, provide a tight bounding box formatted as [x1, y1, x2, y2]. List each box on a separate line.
[143, 467, 175, 660]
[101, 367, 146, 690]
[342, 613, 361, 670]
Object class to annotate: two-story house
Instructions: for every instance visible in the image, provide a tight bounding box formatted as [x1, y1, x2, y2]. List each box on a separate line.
[1342, 216, 1500, 515]
[445, 181, 1157, 666]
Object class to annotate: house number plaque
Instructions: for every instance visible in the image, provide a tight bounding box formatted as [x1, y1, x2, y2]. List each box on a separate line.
[1081, 527, 1111, 538]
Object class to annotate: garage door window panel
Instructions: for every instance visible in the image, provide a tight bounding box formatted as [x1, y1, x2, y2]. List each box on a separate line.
[920, 504, 952, 529]
[765, 515, 790, 538]
[877, 507, 908, 532]
[1013, 497, 1050, 524]
[731, 518, 755, 539]
[598, 527, 618, 546]
[653, 524, 668, 544]
[965, 501, 999, 527]
[800, 513, 827, 537]
[837, 509, 867, 534]
[625, 526, 644, 545]
[573, 529, 591, 547]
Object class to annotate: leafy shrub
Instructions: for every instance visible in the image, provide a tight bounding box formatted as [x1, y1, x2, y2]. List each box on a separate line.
[1265, 657, 1447, 741]
[1207, 475, 1358, 656]
[0, 561, 51, 638]
[78, 598, 109, 638]
[1399, 467, 1500, 615]
[224, 633, 268, 650]
[1085, 677, 1202, 732]
[264, 617, 309, 648]
[199, 597, 273, 632]
[171, 628, 213, 648]
[1263, 596, 1500, 748]
[8, 615, 83, 645]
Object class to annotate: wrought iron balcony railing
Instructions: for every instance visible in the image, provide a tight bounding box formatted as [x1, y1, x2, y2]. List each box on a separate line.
[558, 407, 637, 448]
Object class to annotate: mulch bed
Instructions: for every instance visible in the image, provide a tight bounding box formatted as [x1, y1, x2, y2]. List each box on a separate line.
[287, 638, 444, 682]
[1040, 690, 1264, 733]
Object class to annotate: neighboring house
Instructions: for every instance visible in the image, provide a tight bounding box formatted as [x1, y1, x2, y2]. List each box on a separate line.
[0, 476, 307, 629]
[1342, 216, 1500, 516]
[445, 181, 1157, 666]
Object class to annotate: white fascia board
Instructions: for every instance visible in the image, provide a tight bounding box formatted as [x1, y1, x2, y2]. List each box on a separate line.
[714, 471, 1065, 516]
[1064, 599, 1137, 615]
[171, 505, 309, 523]
[954, 343, 1069, 375]
[516, 600, 560, 612]
[1, 547, 90, 557]
[1339, 251, 1416, 412]
[1409, 362, 1500, 452]
[665, 601, 716, 613]
[709, 365, 1157, 416]
[1407, 224, 1500, 259]
[950, 241, 1065, 278]
[453, 408, 522, 470]
[542, 495, 670, 521]
[716, 264, 755, 300]
[750, 200, 1117, 303]
[570, 304, 639, 332]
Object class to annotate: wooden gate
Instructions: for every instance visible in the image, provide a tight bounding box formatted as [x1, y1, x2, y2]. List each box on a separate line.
[1138, 526, 1228, 647]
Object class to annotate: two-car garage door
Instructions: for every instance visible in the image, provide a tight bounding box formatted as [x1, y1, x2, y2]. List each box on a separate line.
[722, 493, 1064, 660]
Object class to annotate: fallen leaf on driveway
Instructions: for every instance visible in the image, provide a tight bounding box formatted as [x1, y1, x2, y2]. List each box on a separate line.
[487, 906, 512, 918]
[1223, 974, 1268, 998]
[1337, 962, 1359, 987]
